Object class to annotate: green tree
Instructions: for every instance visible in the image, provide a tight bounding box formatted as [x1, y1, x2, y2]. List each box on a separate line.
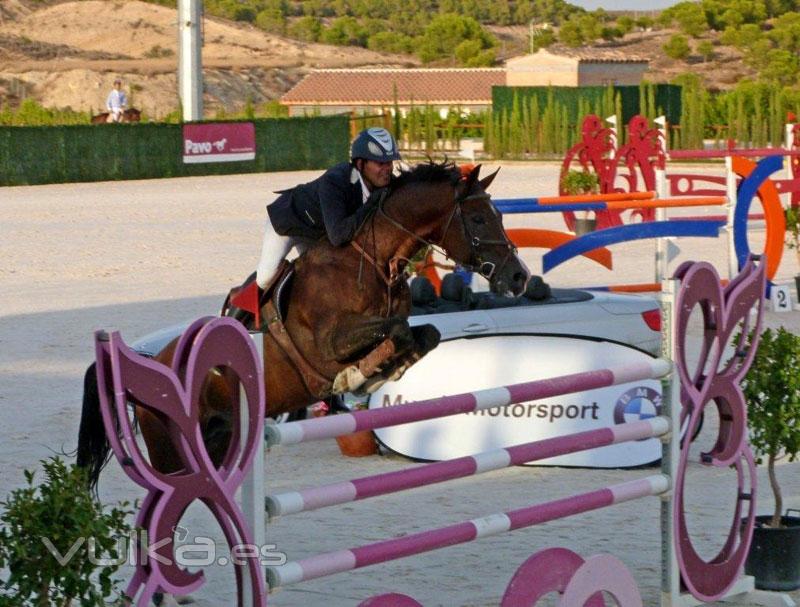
[697, 39, 714, 61]
[532, 27, 556, 51]
[255, 9, 286, 34]
[577, 13, 602, 43]
[720, 23, 763, 49]
[367, 31, 414, 53]
[672, 1, 709, 37]
[719, 0, 767, 29]
[663, 34, 691, 60]
[455, 39, 496, 66]
[768, 11, 800, 55]
[760, 48, 800, 85]
[616, 15, 634, 35]
[288, 15, 322, 41]
[415, 13, 495, 64]
[321, 16, 368, 46]
[558, 18, 584, 47]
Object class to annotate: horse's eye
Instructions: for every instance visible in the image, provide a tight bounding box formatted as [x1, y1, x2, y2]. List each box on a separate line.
[471, 215, 486, 225]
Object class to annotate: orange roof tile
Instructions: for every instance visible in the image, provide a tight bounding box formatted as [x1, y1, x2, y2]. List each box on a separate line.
[281, 68, 506, 105]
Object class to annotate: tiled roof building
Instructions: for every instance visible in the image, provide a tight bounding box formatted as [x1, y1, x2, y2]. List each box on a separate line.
[280, 48, 650, 116]
[281, 68, 505, 117]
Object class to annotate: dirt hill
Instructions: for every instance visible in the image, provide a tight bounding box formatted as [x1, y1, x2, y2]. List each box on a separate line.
[0, 0, 416, 116]
[0, 1, 751, 118]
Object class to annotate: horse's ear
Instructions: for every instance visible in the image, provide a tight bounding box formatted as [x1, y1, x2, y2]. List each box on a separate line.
[460, 163, 481, 195]
[478, 167, 500, 192]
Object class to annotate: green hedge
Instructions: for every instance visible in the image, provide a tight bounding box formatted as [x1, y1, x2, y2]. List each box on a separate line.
[0, 115, 349, 186]
[492, 84, 682, 126]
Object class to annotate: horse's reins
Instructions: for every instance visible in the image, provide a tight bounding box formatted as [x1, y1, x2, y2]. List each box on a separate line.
[351, 187, 518, 315]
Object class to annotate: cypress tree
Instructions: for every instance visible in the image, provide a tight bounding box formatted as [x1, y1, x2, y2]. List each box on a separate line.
[530, 94, 541, 154]
[509, 93, 523, 157]
[521, 98, 532, 154]
[559, 104, 570, 155]
[424, 105, 436, 153]
[603, 84, 615, 120]
[392, 83, 402, 143]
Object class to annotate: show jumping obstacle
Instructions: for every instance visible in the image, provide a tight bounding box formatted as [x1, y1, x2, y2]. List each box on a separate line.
[93, 256, 795, 606]
[483, 115, 791, 293]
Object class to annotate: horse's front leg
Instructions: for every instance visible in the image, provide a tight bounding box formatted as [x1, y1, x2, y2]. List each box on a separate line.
[320, 314, 421, 394]
[359, 323, 441, 394]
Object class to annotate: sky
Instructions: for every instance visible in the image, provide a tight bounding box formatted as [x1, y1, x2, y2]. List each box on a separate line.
[569, 0, 682, 9]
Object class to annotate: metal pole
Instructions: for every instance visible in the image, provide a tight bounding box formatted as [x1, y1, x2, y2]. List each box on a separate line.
[241, 334, 265, 607]
[725, 155, 738, 280]
[178, 0, 203, 121]
[654, 116, 669, 284]
[785, 122, 794, 183]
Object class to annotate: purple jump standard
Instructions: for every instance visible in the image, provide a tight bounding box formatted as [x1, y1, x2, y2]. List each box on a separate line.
[266, 417, 669, 517]
[265, 359, 671, 447]
[266, 474, 669, 588]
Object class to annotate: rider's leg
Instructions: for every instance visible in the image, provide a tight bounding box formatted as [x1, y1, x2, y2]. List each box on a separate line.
[256, 221, 296, 289]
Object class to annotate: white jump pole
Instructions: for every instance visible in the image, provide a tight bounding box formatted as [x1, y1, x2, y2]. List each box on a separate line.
[725, 155, 738, 281]
[655, 116, 669, 284]
[786, 122, 794, 183]
[241, 334, 265, 607]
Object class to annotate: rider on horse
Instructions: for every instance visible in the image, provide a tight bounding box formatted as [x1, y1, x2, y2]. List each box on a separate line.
[105, 79, 127, 123]
[256, 127, 401, 292]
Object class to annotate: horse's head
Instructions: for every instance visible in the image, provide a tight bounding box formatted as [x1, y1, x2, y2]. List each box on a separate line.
[441, 164, 529, 295]
[384, 161, 528, 296]
[124, 108, 142, 122]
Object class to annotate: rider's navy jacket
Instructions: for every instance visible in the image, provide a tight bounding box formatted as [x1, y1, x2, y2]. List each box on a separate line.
[267, 162, 385, 246]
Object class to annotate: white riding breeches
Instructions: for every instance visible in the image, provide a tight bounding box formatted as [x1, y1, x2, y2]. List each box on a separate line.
[256, 221, 307, 288]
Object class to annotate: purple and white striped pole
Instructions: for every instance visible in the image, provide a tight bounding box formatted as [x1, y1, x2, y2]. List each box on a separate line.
[266, 475, 669, 588]
[266, 417, 669, 517]
[265, 358, 671, 447]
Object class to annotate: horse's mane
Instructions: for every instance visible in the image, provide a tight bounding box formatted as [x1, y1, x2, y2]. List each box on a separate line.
[392, 159, 461, 191]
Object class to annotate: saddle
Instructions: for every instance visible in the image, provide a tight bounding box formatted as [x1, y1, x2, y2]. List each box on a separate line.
[222, 262, 332, 398]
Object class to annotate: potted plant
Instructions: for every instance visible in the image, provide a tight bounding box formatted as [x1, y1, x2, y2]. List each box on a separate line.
[786, 206, 800, 303]
[561, 169, 599, 235]
[0, 457, 132, 606]
[742, 327, 800, 590]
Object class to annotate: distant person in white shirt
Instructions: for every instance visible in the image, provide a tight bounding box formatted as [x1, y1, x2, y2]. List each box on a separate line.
[106, 79, 127, 123]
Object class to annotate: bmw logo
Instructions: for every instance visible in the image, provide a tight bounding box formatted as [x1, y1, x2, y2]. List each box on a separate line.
[613, 386, 662, 426]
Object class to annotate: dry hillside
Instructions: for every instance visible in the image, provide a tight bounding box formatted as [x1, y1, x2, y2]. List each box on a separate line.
[0, 0, 416, 116]
[0, 0, 752, 117]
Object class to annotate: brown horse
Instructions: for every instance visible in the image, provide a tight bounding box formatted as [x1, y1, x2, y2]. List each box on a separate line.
[90, 108, 142, 124]
[77, 161, 528, 488]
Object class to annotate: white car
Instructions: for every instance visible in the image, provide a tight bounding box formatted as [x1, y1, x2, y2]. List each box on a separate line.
[130, 273, 662, 431]
[405, 273, 661, 356]
[365, 272, 666, 468]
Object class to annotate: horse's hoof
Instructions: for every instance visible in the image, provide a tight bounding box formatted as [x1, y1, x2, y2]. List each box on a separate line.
[333, 365, 367, 394]
[363, 376, 388, 394]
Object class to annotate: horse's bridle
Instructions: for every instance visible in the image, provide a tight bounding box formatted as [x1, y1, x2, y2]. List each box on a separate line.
[375, 190, 518, 283]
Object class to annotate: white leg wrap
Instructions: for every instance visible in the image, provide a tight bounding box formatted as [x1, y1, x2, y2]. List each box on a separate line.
[333, 365, 367, 394]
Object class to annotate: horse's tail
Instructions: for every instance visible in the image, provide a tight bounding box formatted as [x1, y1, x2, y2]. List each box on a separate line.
[76, 362, 111, 493]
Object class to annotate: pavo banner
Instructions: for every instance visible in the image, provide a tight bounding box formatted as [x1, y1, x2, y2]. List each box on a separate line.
[182, 122, 255, 163]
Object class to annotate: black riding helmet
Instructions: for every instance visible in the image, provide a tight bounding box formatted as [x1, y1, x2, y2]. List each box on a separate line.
[351, 127, 401, 162]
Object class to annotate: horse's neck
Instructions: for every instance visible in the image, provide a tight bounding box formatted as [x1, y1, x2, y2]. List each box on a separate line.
[371, 184, 452, 264]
